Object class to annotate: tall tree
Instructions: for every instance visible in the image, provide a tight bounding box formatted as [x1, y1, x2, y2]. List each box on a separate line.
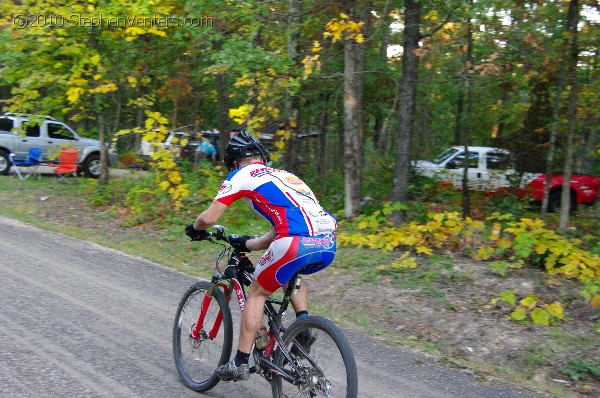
[542, 23, 569, 219]
[559, 0, 580, 230]
[342, 1, 370, 218]
[461, 0, 475, 219]
[391, 0, 420, 225]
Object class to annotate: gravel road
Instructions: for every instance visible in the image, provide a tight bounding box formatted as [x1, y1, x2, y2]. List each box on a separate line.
[0, 215, 545, 398]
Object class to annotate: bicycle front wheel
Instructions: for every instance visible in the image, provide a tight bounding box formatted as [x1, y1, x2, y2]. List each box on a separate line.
[271, 315, 358, 398]
[173, 281, 233, 392]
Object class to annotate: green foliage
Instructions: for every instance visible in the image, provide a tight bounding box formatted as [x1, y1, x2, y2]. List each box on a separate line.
[580, 281, 600, 301]
[495, 291, 565, 326]
[561, 360, 600, 382]
[499, 290, 516, 306]
[484, 192, 527, 219]
[487, 260, 522, 276]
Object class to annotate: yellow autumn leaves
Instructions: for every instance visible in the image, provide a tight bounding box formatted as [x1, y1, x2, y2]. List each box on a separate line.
[114, 111, 190, 207]
[339, 210, 600, 283]
[228, 69, 298, 162]
[323, 13, 365, 44]
[302, 13, 365, 80]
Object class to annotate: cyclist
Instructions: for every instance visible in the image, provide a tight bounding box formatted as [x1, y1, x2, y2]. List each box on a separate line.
[185, 130, 337, 381]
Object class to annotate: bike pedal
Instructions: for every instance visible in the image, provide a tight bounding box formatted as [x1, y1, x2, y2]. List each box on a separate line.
[249, 365, 258, 374]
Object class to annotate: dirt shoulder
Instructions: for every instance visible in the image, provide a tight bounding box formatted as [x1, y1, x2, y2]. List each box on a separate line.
[1, 172, 598, 398]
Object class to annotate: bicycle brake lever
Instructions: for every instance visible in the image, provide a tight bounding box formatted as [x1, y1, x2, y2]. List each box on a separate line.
[213, 225, 228, 235]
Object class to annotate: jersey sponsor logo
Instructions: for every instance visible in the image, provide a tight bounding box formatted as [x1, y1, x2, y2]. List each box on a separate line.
[285, 176, 304, 185]
[250, 167, 272, 178]
[218, 181, 232, 194]
[306, 209, 329, 218]
[258, 248, 274, 267]
[296, 187, 314, 196]
[300, 234, 335, 249]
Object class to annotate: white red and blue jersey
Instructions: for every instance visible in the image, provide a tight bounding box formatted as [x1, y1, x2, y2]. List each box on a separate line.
[214, 162, 337, 237]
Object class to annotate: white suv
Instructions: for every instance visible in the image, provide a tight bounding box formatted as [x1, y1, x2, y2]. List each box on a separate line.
[0, 113, 116, 178]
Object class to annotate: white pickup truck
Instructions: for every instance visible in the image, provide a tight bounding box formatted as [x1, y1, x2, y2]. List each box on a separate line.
[0, 113, 115, 178]
[413, 146, 599, 212]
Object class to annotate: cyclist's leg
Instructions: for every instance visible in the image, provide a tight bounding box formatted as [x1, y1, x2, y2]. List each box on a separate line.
[217, 281, 270, 381]
[218, 236, 296, 381]
[239, 282, 271, 353]
[288, 281, 307, 314]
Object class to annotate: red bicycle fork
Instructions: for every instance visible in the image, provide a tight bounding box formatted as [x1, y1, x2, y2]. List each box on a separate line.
[191, 282, 229, 340]
[190, 279, 246, 340]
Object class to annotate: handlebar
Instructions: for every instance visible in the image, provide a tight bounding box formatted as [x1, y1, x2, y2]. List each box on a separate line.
[189, 225, 256, 277]
[189, 224, 234, 244]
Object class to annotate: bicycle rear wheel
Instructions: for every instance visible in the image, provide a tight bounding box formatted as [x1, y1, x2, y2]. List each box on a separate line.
[173, 281, 233, 392]
[271, 315, 358, 398]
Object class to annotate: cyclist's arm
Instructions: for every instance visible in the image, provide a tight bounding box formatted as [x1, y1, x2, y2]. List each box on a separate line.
[246, 225, 276, 251]
[192, 200, 228, 230]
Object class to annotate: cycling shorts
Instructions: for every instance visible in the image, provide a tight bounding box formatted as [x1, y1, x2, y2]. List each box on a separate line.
[254, 233, 336, 292]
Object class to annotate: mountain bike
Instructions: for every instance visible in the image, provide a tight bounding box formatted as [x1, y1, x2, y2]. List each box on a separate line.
[173, 225, 358, 397]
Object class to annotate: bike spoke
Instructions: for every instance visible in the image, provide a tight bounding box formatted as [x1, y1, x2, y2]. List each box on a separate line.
[173, 282, 233, 392]
[272, 317, 357, 397]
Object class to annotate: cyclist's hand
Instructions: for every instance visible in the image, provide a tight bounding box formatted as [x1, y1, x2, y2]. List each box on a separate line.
[229, 235, 255, 252]
[185, 224, 210, 241]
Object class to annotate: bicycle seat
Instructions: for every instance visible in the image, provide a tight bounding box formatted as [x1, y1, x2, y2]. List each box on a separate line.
[301, 262, 323, 272]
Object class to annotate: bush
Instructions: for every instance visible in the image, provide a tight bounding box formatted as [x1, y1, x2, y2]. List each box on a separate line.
[339, 209, 600, 283]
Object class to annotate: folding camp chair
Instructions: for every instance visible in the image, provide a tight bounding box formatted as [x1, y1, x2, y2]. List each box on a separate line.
[9, 148, 43, 180]
[47, 148, 79, 182]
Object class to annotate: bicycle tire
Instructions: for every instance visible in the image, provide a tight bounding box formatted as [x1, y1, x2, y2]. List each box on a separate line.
[173, 281, 233, 392]
[271, 315, 358, 398]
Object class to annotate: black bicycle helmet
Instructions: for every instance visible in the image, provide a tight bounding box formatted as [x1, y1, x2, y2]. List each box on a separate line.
[224, 130, 269, 170]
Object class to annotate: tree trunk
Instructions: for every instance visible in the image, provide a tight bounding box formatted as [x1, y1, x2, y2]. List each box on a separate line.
[461, 2, 475, 219]
[391, 0, 420, 226]
[454, 86, 464, 146]
[98, 110, 110, 186]
[135, 106, 143, 152]
[374, 11, 393, 151]
[559, 0, 580, 231]
[342, 1, 369, 218]
[580, 128, 598, 174]
[216, 72, 229, 163]
[542, 43, 569, 220]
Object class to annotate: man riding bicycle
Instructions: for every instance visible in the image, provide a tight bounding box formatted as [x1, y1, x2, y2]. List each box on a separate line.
[185, 131, 338, 381]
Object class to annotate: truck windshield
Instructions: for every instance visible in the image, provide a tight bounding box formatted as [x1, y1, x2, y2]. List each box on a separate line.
[433, 147, 460, 165]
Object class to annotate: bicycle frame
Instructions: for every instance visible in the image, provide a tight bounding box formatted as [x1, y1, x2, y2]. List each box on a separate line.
[191, 254, 307, 385]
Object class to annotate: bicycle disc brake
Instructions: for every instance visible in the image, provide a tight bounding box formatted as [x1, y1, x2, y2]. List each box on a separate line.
[188, 324, 209, 349]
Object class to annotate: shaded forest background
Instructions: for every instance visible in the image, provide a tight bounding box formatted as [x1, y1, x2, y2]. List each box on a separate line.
[1, 0, 599, 220]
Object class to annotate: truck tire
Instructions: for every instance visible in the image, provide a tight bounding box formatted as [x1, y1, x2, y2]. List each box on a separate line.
[83, 153, 101, 178]
[0, 150, 11, 175]
[548, 190, 576, 213]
